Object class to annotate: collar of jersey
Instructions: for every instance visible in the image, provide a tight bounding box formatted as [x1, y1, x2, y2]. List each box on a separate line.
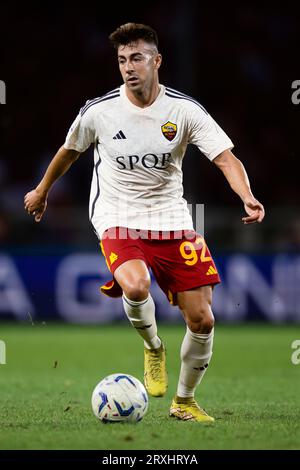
[120, 84, 165, 111]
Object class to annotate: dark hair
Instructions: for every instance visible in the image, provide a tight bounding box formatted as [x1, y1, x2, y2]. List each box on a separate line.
[109, 23, 158, 49]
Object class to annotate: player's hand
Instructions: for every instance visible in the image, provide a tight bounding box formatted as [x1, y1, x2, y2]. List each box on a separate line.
[242, 197, 265, 224]
[24, 188, 48, 222]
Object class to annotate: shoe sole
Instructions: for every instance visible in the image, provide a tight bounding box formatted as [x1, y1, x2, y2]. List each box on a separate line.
[169, 410, 214, 423]
[144, 382, 167, 397]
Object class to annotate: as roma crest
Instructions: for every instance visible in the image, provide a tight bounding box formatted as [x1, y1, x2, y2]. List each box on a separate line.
[161, 121, 177, 141]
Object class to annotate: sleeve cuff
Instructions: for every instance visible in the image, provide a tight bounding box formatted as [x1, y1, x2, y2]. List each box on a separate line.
[207, 143, 234, 161]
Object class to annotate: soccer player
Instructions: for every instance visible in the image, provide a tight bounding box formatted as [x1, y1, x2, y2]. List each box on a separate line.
[24, 23, 265, 422]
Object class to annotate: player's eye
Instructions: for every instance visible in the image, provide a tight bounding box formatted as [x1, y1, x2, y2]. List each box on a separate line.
[133, 56, 143, 62]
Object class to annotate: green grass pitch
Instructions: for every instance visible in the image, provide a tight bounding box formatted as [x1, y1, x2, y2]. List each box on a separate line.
[0, 322, 300, 450]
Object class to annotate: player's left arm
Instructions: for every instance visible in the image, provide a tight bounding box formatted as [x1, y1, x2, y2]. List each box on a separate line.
[213, 149, 265, 224]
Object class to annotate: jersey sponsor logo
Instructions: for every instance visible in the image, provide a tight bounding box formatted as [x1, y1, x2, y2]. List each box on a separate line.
[109, 252, 118, 265]
[206, 265, 217, 275]
[116, 152, 172, 170]
[161, 121, 177, 141]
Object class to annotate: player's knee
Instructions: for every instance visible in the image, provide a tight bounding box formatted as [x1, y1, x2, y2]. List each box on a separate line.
[123, 279, 150, 301]
[187, 308, 215, 334]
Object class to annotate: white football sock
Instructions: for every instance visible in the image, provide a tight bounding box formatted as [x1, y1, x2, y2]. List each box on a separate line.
[176, 327, 214, 398]
[122, 293, 161, 350]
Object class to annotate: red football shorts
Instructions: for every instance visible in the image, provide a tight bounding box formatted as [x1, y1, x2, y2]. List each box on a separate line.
[99, 227, 220, 306]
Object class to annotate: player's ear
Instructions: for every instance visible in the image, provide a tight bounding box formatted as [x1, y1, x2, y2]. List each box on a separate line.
[154, 53, 162, 70]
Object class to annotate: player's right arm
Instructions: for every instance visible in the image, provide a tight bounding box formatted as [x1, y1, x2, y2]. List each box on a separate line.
[25, 101, 96, 222]
[24, 146, 80, 222]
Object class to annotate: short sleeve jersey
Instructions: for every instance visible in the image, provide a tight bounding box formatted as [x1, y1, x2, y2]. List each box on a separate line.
[64, 84, 233, 238]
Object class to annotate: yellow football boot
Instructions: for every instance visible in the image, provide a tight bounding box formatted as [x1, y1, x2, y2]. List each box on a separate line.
[169, 396, 214, 423]
[144, 343, 168, 397]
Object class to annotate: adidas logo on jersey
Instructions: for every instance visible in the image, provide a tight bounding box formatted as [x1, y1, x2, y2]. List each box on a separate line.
[206, 265, 217, 275]
[113, 130, 126, 140]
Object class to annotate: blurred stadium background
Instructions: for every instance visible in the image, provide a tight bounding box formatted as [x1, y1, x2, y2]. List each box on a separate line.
[0, 1, 299, 324]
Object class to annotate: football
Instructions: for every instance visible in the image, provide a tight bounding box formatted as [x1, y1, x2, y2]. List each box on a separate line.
[91, 373, 148, 423]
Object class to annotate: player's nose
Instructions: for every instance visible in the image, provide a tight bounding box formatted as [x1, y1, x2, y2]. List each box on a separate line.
[124, 60, 134, 73]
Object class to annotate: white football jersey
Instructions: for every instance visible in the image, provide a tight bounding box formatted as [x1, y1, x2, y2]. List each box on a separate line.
[64, 84, 233, 238]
